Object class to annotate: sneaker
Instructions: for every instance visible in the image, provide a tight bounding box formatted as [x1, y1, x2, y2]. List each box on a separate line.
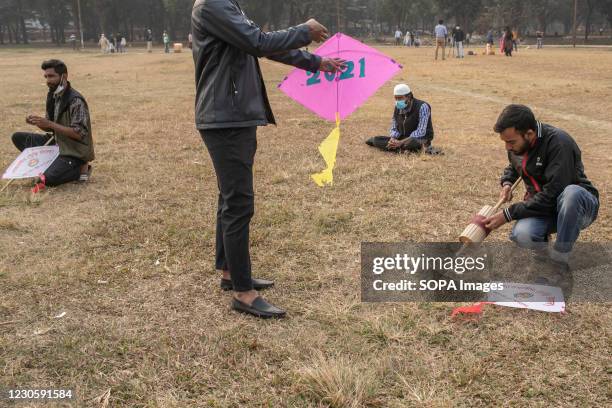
[79, 165, 92, 183]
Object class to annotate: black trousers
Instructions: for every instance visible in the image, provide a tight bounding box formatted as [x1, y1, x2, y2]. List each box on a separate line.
[365, 136, 428, 152]
[11, 132, 84, 187]
[200, 127, 257, 292]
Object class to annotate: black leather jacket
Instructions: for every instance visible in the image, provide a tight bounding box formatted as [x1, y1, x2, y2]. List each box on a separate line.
[191, 0, 322, 129]
[501, 122, 599, 221]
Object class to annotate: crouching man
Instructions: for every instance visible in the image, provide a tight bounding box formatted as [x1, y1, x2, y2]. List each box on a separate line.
[485, 105, 599, 274]
[11, 59, 94, 191]
[366, 83, 437, 154]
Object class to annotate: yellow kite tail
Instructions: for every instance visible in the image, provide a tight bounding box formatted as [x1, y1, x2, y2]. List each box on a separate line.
[311, 114, 341, 187]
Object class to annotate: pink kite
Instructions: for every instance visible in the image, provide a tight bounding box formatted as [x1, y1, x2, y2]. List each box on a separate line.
[278, 33, 402, 122]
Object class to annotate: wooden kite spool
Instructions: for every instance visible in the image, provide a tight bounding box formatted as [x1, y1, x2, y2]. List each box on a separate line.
[459, 178, 522, 244]
[460, 205, 496, 243]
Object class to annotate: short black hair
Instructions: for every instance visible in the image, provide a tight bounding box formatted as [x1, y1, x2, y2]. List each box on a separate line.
[439, 19, 444, 24]
[41, 59, 68, 75]
[494, 104, 538, 134]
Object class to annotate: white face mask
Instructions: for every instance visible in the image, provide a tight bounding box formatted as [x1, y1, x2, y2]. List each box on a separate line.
[54, 74, 66, 95]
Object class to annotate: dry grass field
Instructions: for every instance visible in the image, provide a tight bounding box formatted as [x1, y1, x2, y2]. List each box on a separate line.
[0, 44, 611, 407]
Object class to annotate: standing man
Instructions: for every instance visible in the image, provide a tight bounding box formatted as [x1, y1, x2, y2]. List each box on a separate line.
[191, 0, 345, 318]
[10, 60, 94, 191]
[512, 29, 519, 52]
[112, 33, 120, 52]
[485, 105, 598, 271]
[502, 27, 514, 57]
[453, 25, 465, 58]
[394, 28, 403, 46]
[163, 31, 170, 53]
[146, 29, 153, 53]
[69, 34, 77, 50]
[486, 29, 494, 45]
[536, 30, 544, 49]
[434, 19, 448, 60]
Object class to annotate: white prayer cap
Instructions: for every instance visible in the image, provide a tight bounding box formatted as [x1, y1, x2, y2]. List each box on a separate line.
[394, 84, 411, 96]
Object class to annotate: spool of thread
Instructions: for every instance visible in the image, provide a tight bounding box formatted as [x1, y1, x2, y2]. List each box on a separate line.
[459, 205, 496, 243]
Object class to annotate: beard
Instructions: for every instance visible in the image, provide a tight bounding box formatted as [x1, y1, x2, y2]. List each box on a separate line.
[513, 137, 530, 155]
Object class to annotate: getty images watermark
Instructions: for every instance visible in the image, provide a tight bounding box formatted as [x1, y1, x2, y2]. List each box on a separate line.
[361, 243, 612, 303]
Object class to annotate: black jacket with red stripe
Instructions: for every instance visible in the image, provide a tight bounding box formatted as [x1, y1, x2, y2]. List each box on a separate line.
[500, 122, 598, 221]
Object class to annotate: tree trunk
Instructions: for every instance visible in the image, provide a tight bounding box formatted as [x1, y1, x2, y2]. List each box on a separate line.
[16, 0, 29, 44]
[19, 17, 28, 44]
[12, 23, 20, 44]
[584, 0, 596, 42]
[289, 2, 296, 26]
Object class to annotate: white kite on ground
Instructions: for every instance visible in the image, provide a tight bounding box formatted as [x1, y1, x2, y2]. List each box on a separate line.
[487, 282, 566, 313]
[452, 283, 566, 318]
[2, 146, 59, 180]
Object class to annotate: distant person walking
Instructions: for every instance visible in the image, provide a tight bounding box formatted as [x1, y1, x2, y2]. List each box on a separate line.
[536, 30, 544, 49]
[188, 32, 193, 49]
[434, 20, 448, 60]
[163, 31, 170, 53]
[69, 34, 77, 50]
[113, 34, 120, 53]
[404, 31, 411, 47]
[394, 28, 403, 46]
[453, 25, 465, 58]
[120, 37, 127, 53]
[146, 29, 153, 53]
[512, 30, 519, 52]
[486, 29, 494, 45]
[503, 27, 513, 57]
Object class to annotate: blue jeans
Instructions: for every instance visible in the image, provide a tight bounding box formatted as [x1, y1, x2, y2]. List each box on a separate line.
[510, 185, 599, 255]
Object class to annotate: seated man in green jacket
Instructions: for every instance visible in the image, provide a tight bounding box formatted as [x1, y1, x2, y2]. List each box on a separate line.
[11, 59, 94, 191]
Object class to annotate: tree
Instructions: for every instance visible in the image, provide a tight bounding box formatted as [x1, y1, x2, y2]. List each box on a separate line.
[0, 0, 608, 46]
[596, 0, 612, 29]
[435, 0, 483, 32]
